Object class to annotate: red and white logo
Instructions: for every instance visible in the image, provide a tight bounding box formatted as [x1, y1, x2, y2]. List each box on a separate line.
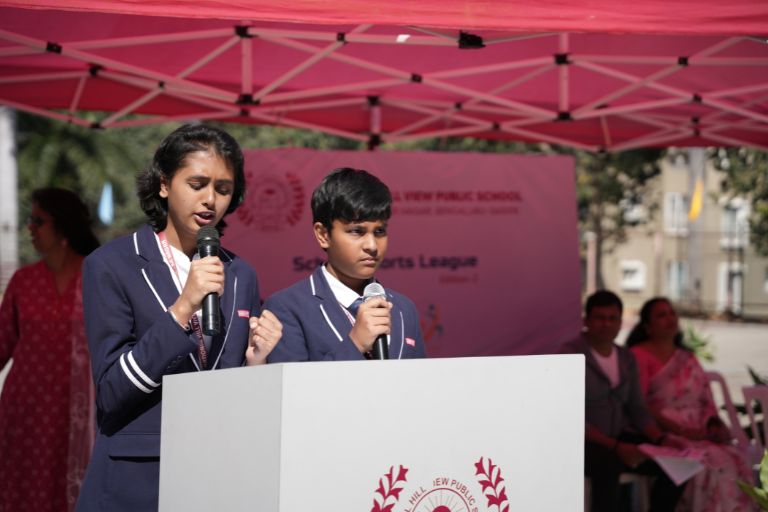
[370, 457, 510, 512]
[236, 171, 304, 232]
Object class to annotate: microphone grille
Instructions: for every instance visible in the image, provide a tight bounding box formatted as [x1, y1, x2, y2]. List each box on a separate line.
[363, 282, 386, 300]
[197, 226, 220, 246]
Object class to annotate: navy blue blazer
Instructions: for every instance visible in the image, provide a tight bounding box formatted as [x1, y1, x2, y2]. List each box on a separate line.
[76, 225, 260, 512]
[265, 266, 427, 362]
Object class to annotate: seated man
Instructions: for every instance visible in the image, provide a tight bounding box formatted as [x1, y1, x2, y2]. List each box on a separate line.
[561, 290, 686, 512]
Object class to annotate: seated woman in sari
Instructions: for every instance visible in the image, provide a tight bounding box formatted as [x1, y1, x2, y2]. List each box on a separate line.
[626, 297, 754, 512]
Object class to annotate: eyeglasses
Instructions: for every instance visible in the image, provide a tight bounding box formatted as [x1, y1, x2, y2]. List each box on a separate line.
[27, 215, 47, 227]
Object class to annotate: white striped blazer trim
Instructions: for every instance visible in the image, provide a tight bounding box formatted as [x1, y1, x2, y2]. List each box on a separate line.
[319, 304, 343, 342]
[119, 353, 153, 393]
[127, 351, 160, 388]
[141, 268, 168, 312]
[397, 311, 405, 360]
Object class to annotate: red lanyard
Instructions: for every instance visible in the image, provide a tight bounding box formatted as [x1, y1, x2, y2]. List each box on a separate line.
[157, 231, 208, 369]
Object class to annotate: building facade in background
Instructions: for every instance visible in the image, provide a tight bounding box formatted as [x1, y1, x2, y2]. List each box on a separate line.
[603, 151, 768, 319]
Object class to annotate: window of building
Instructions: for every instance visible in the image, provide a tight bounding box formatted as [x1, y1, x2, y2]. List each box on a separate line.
[720, 199, 750, 249]
[664, 192, 689, 236]
[620, 260, 646, 292]
[666, 260, 688, 301]
[764, 267, 768, 295]
[717, 262, 743, 314]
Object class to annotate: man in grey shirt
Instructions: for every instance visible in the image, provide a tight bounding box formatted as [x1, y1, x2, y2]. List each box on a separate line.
[561, 290, 686, 512]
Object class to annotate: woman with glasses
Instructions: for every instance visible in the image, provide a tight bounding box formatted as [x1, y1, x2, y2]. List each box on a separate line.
[0, 188, 100, 512]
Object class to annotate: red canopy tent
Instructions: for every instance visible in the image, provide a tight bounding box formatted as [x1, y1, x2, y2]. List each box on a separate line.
[1, 1, 767, 150]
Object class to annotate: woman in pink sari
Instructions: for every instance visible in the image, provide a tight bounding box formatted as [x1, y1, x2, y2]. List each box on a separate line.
[626, 297, 753, 512]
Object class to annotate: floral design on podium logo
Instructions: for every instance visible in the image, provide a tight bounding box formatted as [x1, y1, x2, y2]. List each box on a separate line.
[474, 457, 510, 512]
[236, 171, 304, 231]
[371, 465, 409, 512]
[370, 457, 509, 512]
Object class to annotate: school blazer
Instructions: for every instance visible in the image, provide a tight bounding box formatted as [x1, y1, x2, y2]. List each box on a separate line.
[76, 225, 260, 512]
[265, 266, 427, 362]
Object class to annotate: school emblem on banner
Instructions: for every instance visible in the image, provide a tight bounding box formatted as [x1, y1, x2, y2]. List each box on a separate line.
[371, 457, 510, 512]
[237, 171, 304, 231]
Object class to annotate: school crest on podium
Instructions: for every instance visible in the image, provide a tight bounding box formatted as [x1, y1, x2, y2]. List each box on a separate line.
[371, 457, 510, 512]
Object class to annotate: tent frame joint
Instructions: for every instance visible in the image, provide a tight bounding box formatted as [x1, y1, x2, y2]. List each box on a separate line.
[458, 31, 485, 49]
[235, 25, 253, 39]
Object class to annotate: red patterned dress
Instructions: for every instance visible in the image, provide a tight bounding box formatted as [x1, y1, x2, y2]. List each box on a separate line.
[0, 261, 93, 512]
[631, 346, 755, 512]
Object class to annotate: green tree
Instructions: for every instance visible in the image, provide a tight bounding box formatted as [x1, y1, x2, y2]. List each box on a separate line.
[14, 116, 361, 263]
[15, 113, 172, 262]
[575, 149, 663, 288]
[712, 147, 768, 256]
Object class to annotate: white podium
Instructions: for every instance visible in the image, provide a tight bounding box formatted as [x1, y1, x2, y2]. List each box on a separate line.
[160, 355, 584, 512]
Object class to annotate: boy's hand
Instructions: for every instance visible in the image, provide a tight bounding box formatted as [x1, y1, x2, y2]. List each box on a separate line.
[349, 297, 392, 353]
[245, 310, 283, 365]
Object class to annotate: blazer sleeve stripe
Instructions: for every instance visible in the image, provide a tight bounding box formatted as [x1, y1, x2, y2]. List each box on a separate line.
[397, 311, 405, 360]
[119, 353, 153, 394]
[127, 351, 160, 388]
[319, 304, 343, 342]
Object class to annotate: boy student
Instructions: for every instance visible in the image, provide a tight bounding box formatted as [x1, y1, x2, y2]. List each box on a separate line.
[266, 167, 427, 362]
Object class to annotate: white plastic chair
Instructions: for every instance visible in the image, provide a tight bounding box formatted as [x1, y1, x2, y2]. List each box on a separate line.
[619, 473, 650, 512]
[742, 384, 768, 467]
[706, 371, 750, 448]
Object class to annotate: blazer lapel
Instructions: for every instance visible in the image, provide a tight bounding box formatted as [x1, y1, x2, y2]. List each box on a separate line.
[388, 295, 405, 359]
[208, 252, 236, 369]
[311, 266, 353, 342]
[135, 226, 184, 313]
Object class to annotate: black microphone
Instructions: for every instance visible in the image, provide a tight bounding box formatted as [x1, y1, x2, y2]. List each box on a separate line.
[363, 282, 389, 360]
[197, 226, 221, 336]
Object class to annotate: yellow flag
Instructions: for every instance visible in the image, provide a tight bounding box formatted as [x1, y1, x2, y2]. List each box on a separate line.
[688, 177, 703, 221]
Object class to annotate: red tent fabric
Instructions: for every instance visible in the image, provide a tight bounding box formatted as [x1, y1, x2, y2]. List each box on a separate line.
[1, 1, 767, 150]
[4, 0, 768, 35]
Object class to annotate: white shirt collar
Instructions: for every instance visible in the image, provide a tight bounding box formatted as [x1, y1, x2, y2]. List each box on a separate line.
[154, 232, 199, 293]
[321, 264, 362, 308]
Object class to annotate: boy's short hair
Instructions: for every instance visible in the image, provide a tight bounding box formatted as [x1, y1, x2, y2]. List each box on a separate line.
[311, 167, 392, 230]
[584, 290, 623, 317]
